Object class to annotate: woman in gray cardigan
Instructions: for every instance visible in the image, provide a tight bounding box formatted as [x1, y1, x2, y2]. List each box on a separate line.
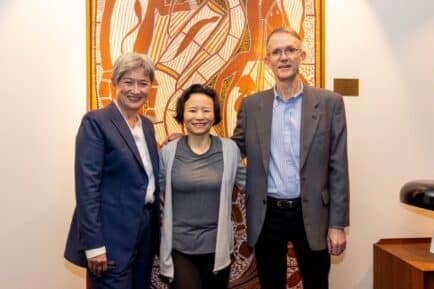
[159, 84, 245, 289]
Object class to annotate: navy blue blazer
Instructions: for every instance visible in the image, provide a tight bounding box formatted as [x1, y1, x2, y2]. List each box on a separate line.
[64, 102, 160, 271]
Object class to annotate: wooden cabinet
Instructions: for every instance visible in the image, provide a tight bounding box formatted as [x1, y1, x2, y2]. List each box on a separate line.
[374, 238, 434, 289]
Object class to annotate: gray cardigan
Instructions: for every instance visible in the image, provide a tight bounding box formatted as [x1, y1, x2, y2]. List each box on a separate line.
[159, 137, 245, 279]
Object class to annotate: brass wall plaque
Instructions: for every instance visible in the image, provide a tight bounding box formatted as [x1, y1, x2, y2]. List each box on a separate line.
[333, 78, 359, 96]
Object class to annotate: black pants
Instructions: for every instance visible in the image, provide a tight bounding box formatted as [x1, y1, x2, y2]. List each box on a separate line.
[170, 250, 230, 289]
[255, 198, 330, 289]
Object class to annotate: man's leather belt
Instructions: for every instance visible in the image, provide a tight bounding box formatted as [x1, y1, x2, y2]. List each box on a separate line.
[267, 197, 301, 209]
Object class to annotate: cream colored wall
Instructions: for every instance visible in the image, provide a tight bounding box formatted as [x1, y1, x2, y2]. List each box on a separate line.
[326, 0, 434, 288]
[1, 1, 433, 289]
[0, 1, 87, 289]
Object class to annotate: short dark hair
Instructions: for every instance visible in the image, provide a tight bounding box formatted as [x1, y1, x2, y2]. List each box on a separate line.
[174, 84, 221, 125]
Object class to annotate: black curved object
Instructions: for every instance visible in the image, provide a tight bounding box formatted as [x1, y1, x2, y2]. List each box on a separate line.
[400, 180, 434, 210]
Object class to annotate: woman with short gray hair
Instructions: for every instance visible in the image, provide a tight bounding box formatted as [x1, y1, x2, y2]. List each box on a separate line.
[65, 52, 160, 289]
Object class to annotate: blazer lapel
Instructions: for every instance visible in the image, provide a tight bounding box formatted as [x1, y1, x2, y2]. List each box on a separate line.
[300, 86, 320, 170]
[108, 102, 145, 170]
[255, 89, 274, 174]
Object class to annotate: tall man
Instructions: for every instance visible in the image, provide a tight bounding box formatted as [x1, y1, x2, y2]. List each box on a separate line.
[232, 27, 349, 289]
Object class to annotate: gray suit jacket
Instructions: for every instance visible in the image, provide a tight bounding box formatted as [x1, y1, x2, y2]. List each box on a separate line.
[232, 85, 349, 250]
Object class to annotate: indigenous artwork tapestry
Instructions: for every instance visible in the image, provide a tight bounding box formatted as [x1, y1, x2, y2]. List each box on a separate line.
[87, 1, 323, 288]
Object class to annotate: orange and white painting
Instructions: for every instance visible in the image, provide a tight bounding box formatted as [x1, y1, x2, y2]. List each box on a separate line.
[87, 1, 323, 288]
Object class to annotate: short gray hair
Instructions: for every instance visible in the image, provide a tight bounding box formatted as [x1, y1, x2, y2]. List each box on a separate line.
[266, 26, 302, 46]
[111, 52, 155, 85]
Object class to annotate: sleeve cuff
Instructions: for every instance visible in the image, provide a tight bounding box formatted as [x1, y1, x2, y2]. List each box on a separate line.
[329, 226, 345, 230]
[85, 246, 106, 259]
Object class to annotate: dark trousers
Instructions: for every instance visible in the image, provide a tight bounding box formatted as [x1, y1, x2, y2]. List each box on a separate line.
[255, 198, 330, 289]
[89, 205, 155, 289]
[170, 250, 231, 289]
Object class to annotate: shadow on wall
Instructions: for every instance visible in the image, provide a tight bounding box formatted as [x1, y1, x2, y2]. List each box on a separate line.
[64, 260, 85, 280]
[366, 0, 434, 44]
[353, 268, 372, 289]
[0, 1, 12, 17]
[400, 198, 434, 219]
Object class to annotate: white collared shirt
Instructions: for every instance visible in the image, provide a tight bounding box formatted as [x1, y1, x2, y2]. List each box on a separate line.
[127, 114, 156, 204]
[114, 100, 155, 205]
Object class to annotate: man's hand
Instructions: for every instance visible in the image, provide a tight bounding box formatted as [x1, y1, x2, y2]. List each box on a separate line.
[87, 253, 108, 277]
[327, 228, 346, 256]
[160, 133, 183, 147]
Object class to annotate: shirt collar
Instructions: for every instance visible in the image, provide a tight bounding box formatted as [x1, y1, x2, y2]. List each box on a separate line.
[113, 100, 142, 129]
[273, 81, 304, 103]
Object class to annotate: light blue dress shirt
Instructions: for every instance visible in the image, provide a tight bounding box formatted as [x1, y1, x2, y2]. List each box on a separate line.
[267, 83, 303, 199]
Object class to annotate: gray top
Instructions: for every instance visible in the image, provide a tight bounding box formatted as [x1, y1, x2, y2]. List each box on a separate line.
[171, 136, 223, 254]
[159, 137, 246, 279]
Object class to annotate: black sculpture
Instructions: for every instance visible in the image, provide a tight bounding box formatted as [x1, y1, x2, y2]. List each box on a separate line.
[400, 180, 434, 253]
[400, 180, 434, 210]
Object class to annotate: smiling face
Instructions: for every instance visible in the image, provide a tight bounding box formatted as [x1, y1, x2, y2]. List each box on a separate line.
[265, 31, 306, 83]
[114, 67, 151, 115]
[183, 92, 215, 137]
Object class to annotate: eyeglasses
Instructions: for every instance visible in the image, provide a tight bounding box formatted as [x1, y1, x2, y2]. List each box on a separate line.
[268, 46, 302, 59]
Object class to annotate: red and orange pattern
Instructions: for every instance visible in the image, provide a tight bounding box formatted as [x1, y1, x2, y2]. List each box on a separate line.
[87, 1, 323, 288]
